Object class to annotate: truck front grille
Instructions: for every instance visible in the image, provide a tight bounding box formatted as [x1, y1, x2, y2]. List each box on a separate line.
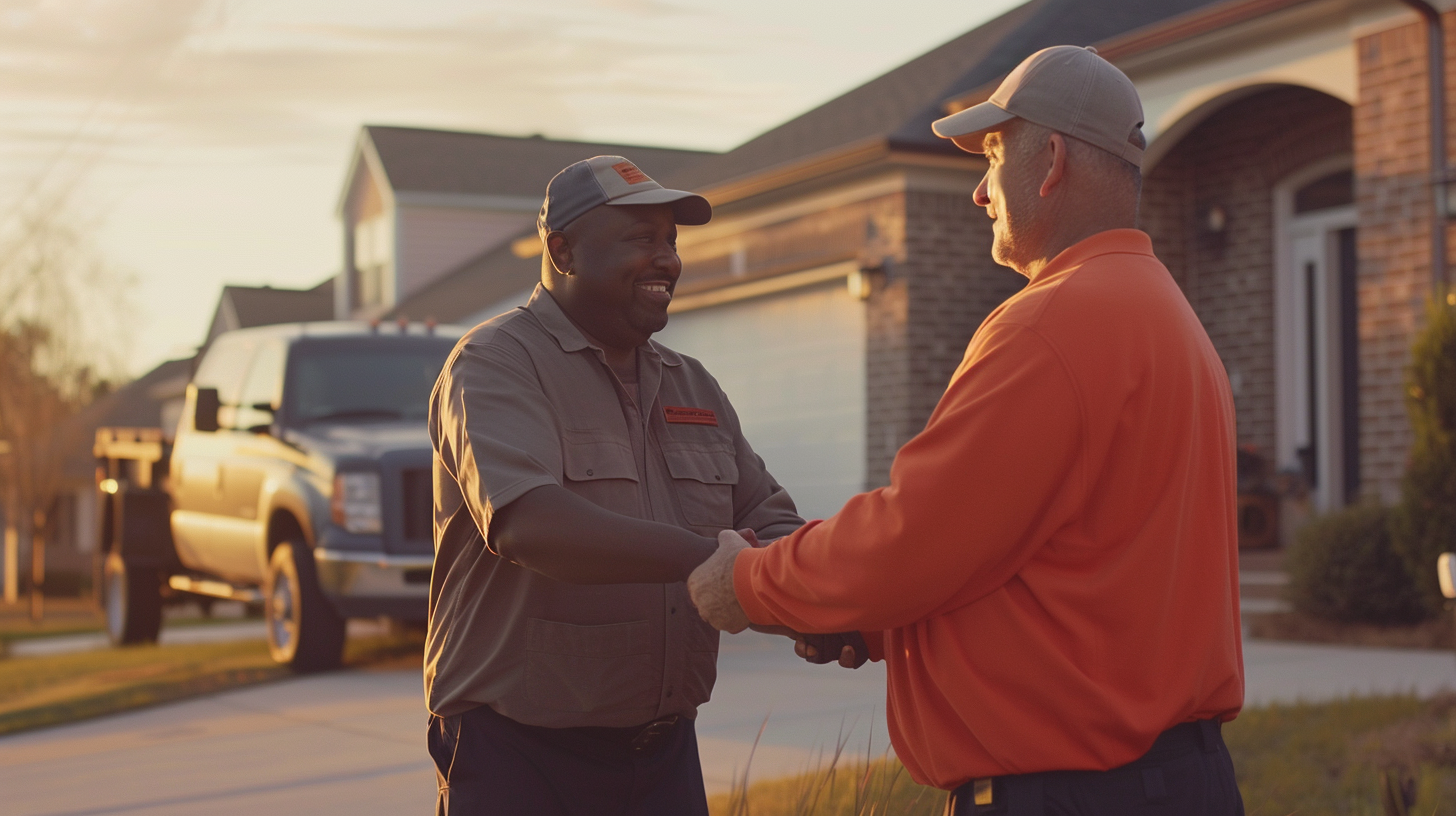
[401, 468, 433, 546]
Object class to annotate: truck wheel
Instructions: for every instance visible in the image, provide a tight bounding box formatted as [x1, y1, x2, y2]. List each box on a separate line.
[265, 542, 346, 672]
[103, 552, 162, 646]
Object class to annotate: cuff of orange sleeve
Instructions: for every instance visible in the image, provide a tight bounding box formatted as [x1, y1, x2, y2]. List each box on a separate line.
[732, 546, 779, 627]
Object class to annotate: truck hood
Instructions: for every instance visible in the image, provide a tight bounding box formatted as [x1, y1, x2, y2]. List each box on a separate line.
[285, 421, 432, 461]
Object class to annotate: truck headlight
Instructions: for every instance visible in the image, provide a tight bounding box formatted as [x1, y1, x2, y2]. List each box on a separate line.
[332, 472, 383, 534]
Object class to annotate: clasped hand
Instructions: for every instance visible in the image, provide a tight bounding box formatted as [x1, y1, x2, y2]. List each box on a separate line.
[686, 529, 867, 669]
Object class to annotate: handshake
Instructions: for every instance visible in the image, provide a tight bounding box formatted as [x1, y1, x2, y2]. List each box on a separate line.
[686, 529, 868, 669]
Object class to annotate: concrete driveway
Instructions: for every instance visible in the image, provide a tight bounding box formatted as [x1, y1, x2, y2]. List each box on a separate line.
[1, 633, 1453, 816]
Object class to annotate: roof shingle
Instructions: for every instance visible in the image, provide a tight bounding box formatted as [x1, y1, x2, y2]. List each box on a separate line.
[364, 127, 713, 197]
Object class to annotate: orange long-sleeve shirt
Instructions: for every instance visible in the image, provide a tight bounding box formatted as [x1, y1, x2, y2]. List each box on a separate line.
[735, 229, 1244, 789]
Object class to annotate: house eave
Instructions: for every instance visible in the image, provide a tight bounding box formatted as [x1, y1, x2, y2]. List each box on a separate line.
[694, 137, 979, 213]
[942, 0, 1348, 114]
[334, 128, 396, 219]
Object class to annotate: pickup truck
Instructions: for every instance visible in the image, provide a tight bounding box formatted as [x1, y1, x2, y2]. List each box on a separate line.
[96, 320, 463, 671]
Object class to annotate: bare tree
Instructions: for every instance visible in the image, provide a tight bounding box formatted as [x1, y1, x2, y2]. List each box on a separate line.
[0, 195, 130, 615]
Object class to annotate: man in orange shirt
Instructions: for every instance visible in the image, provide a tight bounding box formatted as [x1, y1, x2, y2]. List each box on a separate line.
[688, 46, 1245, 815]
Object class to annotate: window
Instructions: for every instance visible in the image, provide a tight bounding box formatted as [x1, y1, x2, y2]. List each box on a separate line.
[285, 338, 454, 427]
[354, 215, 392, 307]
[235, 339, 287, 431]
[193, 334, 259, 430]
[1293, 170, 1354, 214]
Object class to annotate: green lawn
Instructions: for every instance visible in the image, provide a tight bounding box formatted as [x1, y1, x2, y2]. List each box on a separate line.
[0, 631, 425, 737]
[710, 696, 1456, 816]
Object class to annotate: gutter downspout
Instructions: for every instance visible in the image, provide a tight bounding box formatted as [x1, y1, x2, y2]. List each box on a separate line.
[1398, 0, 1449, 292]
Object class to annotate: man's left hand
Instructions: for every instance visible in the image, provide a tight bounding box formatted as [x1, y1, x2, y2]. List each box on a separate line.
[688, 530, 752, 633]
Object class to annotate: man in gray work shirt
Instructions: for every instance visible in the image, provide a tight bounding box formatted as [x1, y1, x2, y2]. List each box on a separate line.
[425, 155, 804, 815]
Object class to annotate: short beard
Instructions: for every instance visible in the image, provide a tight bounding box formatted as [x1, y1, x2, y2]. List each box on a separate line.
[990, 167, 1045, 271]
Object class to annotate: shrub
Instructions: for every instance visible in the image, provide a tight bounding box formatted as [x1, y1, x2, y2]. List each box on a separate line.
[1390, 294, 1456, 615]
[1285, 503, 1427, 625]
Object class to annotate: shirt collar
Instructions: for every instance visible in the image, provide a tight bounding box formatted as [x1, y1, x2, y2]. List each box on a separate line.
[525, 283, 683, 367]
[1031, 229, 1155, 284]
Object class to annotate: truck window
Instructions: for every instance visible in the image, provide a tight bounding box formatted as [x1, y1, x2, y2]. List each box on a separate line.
[193, 334, 259, 430]
[285, 341, 452, 426]
[236, 339, 287, 430]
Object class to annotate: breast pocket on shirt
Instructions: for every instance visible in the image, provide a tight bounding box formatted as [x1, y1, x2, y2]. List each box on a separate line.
[663, 446, 738, 532]
[561, 432, 638, 506]
[524, 618, 656, 714]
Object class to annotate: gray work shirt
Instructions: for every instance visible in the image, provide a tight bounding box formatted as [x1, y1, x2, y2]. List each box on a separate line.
[425, 285, 803, 727]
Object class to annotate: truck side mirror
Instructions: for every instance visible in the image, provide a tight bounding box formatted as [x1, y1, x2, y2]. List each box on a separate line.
[195, 387, 221, 432]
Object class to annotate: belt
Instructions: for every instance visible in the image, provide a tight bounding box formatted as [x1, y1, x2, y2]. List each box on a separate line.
[948, 719, 1224, 816]
[575, 715, 682, 755]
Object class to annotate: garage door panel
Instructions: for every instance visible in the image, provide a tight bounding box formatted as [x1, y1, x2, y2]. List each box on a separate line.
[655, 281, 865, 521]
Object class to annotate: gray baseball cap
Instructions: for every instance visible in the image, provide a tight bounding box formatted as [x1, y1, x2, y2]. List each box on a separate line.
[537, 155, 711, 236]
[932, 45, 1144, 165]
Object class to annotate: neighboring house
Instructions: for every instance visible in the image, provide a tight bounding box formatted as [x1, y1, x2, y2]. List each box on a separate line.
[335, 126, 711, 321]
[342, 0, 1456, 541]
[205, 280, 335, 348]
[36, 282, 338, 584]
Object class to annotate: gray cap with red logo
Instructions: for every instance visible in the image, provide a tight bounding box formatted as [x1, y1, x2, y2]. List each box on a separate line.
[537, 156, 712, 237]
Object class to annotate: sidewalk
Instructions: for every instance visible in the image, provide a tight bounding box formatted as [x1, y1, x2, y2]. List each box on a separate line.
[1, 630, 1452, 814]
[6, 617, 389, 658]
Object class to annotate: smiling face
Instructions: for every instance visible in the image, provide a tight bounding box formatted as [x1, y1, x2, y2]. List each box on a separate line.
[545, 203, 681, 353]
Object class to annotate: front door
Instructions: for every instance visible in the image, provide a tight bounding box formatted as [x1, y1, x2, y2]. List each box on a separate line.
[1276, 164, 1358, 512]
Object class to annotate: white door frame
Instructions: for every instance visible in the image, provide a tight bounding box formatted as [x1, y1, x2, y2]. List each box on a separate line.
[1273, 153, 1355, 512]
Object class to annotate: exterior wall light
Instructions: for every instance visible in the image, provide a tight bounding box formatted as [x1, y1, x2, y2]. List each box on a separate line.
[1204, 205, 1228, 235]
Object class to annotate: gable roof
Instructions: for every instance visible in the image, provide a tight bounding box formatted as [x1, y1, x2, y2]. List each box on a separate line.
[205, 280, 336, 346]
[362, 126, 714, 198]
[666, 0, 1225, 196]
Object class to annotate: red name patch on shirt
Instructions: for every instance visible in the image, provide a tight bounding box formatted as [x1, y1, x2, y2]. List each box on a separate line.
[664, 406, 717, 426]
[612, 161, 649, 185]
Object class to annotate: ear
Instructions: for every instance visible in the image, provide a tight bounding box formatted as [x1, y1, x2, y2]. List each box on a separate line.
[545, 231, 573, 276]
[1040, 133, 1067, 198]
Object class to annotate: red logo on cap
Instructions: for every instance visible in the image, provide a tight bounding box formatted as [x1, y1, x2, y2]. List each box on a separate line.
[613, 162, 649, 185]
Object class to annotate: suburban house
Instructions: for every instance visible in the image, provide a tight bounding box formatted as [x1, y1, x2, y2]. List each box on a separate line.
[204, 281, 335, 348]
[354, 0, 1456, 542]
[26, 0, 1445, 589]
[334, 126, 710, 322]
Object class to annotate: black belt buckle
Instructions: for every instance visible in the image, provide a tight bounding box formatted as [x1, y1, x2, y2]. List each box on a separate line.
[629, 716, 679, 754]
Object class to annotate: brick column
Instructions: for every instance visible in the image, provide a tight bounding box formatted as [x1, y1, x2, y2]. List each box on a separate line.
[863, 189, 1023, 488]
[1355, 18, 1449, 501]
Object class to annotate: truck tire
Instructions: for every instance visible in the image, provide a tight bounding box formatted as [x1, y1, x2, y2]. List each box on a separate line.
[103, 552, 162, 646]
[265, 542, 346, 672]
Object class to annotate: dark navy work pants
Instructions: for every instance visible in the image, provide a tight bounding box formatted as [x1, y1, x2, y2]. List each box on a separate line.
[428, 705, 709, 816]
[947, 720, 1245, 816]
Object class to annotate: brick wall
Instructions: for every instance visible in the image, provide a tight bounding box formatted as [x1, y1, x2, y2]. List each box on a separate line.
[1142, 87, 1352, 472]
[1354, 17, 1451, 502]
[864, 189, 1023, 488]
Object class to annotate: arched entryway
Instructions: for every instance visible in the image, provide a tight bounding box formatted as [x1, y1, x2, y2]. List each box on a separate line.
[1140, 84, 1356, 521]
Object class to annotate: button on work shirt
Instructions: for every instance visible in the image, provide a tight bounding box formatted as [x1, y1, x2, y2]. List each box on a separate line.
[426, 285, 803, 727]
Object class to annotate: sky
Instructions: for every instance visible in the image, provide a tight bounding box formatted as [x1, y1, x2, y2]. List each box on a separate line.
[0, 0, 1025, 377]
